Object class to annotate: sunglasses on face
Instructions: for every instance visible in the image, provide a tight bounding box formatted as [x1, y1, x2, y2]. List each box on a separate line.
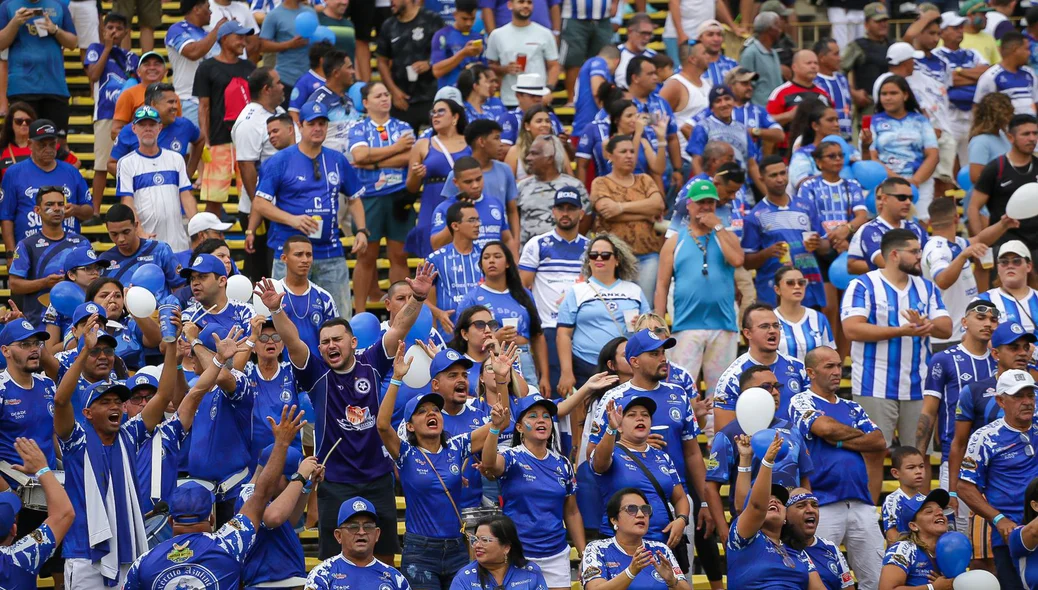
[88, 346, 116, 357]
[429, 108, 449, 117]
[470, 319, 500, 331]
[258, 334, 283, 343]
[648, 326, 669, 337]
[887, 193, 913, 202]
[782, 278, 808, 287]
[620, 503, 653, 517]
[757, 381, 782, 391]
[13, 117, 31, 126]
[588, 251, 614, 261]
[999, 257, 1027, 267]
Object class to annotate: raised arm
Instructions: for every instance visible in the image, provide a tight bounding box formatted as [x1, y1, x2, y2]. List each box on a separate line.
[735, 433, 782, 540]
[590, 400, 622, 475]
[54, 324, 101, 440]
[141, 313, 184, 432]
[261, 455, 322, 529]
[382, 262, 437, 353]
[254, 279, 308, 367]
[238, 406, 305, 527]
[376, 341, 412, 460]
[479, 402, 511, 478]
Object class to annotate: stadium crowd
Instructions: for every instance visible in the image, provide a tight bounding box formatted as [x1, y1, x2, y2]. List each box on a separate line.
[6, 0, 1038, 588]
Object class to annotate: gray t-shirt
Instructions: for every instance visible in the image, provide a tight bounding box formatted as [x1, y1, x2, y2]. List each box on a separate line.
[515, 174, 591, 246]
[485, 21, 559, 107]
[260, 4, 315, 86]
[740, 37, 783, 107]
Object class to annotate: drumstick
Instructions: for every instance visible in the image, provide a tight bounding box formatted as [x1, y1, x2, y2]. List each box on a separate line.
[190, 304, 219, 324]
[321, 438, 343, 467]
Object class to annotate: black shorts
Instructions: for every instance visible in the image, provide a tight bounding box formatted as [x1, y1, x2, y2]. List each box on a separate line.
[317, 472, 402, 559]
[816, 249, 839, 283]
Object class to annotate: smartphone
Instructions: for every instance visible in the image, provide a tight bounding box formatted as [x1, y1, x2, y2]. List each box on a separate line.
[29, 9, 43, 16]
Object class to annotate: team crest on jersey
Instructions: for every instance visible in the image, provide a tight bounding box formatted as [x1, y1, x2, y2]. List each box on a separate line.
[669, 408, 681, 422]
[356, 379, 371, 394]
[490, 208, 501, 220]
[154, 564, 218, 589]
[328, 171, 340, 185]
[153, 173, 165, 186]
[171, 140, 183, 152]
[311, 311, 323, 326]
[210, 405, 218, 419]
[166, 541, 195, 563]
[788, 380, 800, 393]
[280, 389, 292, 403]
[450, 464, 460, 475]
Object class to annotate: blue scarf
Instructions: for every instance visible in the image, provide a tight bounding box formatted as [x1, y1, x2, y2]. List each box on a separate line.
[84, 425, 143, 585]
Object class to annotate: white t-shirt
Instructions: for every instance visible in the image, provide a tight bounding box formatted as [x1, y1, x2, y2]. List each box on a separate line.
[231, 102, 285, 213]
[983, 11, 1008, 37]
[922, 235, 978, 344]
[485, 22, 559, 107]
[663, 0, 714, 41]
[115, 148, 193, 252]
[206, 0, 259, 59]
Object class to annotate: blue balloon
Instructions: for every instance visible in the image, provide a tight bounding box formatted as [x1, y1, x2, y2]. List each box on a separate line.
[349, 82, 367, 113]
[50, 282, 85, 318]
[821, 134, 851, 166]
[828, 252, 857, 291]
[750, 428, 790, 462]
[864, 189, 877, 215]
[839, 166, 854, 180]
[911, 184, 919, 203]
[295, 11, 319, 40]
[132, 263, 165, 293]
[935, 532, 972, 578]
[851, 160, 888, 192]
[122, 78, 139, 91]
[350, 312, 381, 350]
[406, 305, 434, 346]
[313, 26, 336, 45]
[956, 166, 973, 193]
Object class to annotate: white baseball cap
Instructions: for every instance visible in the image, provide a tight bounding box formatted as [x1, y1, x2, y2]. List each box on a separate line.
[886, 42, 925, 65]
[187, 212, 233, 237]
[996, 369, 1036, 396]
[998, 240, 1032, 260]
[940, 11, 967, 28]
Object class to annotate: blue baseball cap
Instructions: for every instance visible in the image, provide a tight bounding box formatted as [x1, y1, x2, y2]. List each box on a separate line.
[514, 394, 558, 420]
[170, 481, 215, 524]
[338, 496, 377, 526]
[71, 301, 108, 327]
[709, 84, 735, 104]
[896, 488, 950, 533]
[618, 392, 657, 415]
[0, 320, 50, 347]
[0, 492, 21, 535]
[553, 186, 582, 208]
[258, 444, 304, 478]
[625, 328, 676, 361]
[84, 380, 132, 407]
[78, 329, 118, 351]
[179, 253, 227, 280]
[128, 372, 159, 392]
[63, 248, 109, 273]
[429, 348, 473, 378]
[132, 105, 160, 124]
[990, 321, 1037, 348]
[300, 100, 330, 123]
[403, 392, 444, 422]
[217, 20, 253, 42]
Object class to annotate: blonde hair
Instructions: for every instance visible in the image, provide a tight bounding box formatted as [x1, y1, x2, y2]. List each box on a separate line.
[581, 234, 639, 282]
[633, 313, 668, 333]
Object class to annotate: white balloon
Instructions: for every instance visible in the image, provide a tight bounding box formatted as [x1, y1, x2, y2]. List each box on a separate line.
[1006, 182, 1038, 220]
[226, 275, 254, 303]
[736, 387, 776, 435]
[402, 345, 432, 388]
[125, 286, 158, 318]
[251, 279, 285, 317]
[953, 569, 999, 590]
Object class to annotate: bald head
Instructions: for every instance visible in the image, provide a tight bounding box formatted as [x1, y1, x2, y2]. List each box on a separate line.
[792, 50, 819, 84]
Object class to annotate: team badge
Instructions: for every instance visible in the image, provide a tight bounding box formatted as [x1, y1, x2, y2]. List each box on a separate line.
[166, 541, 195, 563]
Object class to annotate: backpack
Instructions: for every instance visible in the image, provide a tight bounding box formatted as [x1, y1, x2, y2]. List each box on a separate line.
[223, 76, 251, 122]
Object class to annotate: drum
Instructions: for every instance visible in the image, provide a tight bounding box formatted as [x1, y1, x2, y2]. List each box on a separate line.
[460, 506, 502, 534]
[17, 471, 64, 511]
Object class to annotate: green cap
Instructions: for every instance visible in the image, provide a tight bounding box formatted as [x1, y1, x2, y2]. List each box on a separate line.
[959, 0, 992, 16]
[863, 2, 889, 20]
[686, 180, 719, 202]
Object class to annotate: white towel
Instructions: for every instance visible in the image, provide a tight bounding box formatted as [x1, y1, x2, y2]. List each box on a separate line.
[84, 435, 150, 584]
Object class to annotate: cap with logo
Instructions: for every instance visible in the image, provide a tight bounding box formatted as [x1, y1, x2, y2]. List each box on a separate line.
[78, 329, 118, 352]
[895, 489, 950, 533]
[63, 248, 110, 272]
[990, 322, 1036, 348]
[129, 372, 159, 392]
[554, 186, 582, 208]
[618, 392, 658, 415]
[625, 328, 677, 360]
[338, 496, 378, 526]
[71, 302, 109, 327]
[299, 100, 329, 123]
[686, 179, 719, 201]
[217, 20, 254, 42]
[170, 481, 216, 524]
[708, 85, 735, 104]
[940, 11, 967, 27]
[0, 492, 21, 538]
[724, 67, 760, 85]
[258, 443, 304, 477]
[960, 0, 993, 15]
[864, 2, 890, 20]
[0, 320, 50, 347]
[514, 394, 558, 419]
[998, 240, 1031, 260]
[887, 42, 925, 65]
[178, 253, 228, 279]
[84, 380, 132, 407]
[132, 105, 161, 124]
[996, 369, 1036, 396]
[430, 348, 474, 377]
[759, 0, 792, 16]
[403, 392, 445, 422]
[512, 73, 551, 97]
[188, 212, 234, 237]
[29, 119, 58, 141]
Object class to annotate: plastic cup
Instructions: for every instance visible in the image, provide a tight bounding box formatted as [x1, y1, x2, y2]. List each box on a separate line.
[308, 215, 323, 239]
[159, 304, 179, 343]
[980, 248, 994, 269]
[516, 54, 527, 71]
[502, 317, 519, 329]
[622, 309, 639, 331]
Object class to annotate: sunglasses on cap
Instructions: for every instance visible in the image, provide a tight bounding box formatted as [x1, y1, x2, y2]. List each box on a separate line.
[967, 305, 1000, 320]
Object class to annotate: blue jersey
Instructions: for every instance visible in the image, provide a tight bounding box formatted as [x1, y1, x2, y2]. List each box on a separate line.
[442, 160, 518, 204]
[111, 117, 199, 161]
[956, 375, 1003, 435]
[924, 345, 996, 462]
[100, 238, 185, 296]
[580, 537, 687, 590]
[347, 117, 413, 197]
[776, 307, 835, 361]
[294, 342, 394, 483]
[573, 56, 613, 134]
[498, 445, 577, 557]
[742, 196, 827, 308]
[794, 175, 867, 237]
[815, 72, 853, 138]
[881, 488, 925, 534]
[449, 560, 547, 590]
[575, 117, 660, 177]
[9, 232, 88, 324]
[289, 69, 326, 112]
[188, 371, 255, 495]
[135, 414, 187, 515]
[801, 537, 855, 590]
[255, 145, 361, 259]
[961, 416, 1038, 547]
[591, 380, 701, 485]
[425, 0, 456, 24]
[714, 352, 809, 420]
[933, 46, 987, 112]
[0, 0, 74, 97]
[440, 400, 488, 508]
[707, 418, 813, 507]
[0, 523, 57, 589]
[234, 484, 305, 587]
[975, 64, 1038, 115]
[727, 515, 817, 590]
[184, 299, 255, 343]
[246, 361, 304, 466]
[703, 55, 739, 87]
[431, 195, 509, 251]
[464, 100, 505, 122]
[689, 102, 782, 154]
[84, 44, 138, 121]
[396, 435, 472, 538]
[687, 113, 759, 166]
[667, 364, 699, 401]
[458, 285, 534, 340]
[556, 278, 650, 365]
[0, 159, 91, 244]
[977, 287, 1038, 334]
[54, 350, 119, 426]
[278, 279, 338, 354]
[305, 554, 411, 590]
[88, 317, 148, 370]
[427, 243, 483, 324]
[518, 230, 590, 329]
[790, 391, 878, 506]
[870, 111, 939, 176]
[123, 515, 257, 590]
[307, 85, 361, 152]
[0, 371, 57, 489]
[848, 217, 929, 271]
[883, 540, 940, 585]
[1010, 526, 1038, 590]
[632, 93, 678, 139]
[498, 108, 565, 145]
[843, 271, 948, 401]
[430, 26, 485, 87]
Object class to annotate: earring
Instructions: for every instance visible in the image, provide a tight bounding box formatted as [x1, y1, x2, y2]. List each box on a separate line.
[613, 524, 618, 531]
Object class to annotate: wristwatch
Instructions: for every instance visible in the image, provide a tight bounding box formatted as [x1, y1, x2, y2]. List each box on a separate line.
[289, 472, 307, 486]
[356, 228, 371, 238]
[713, 224, 724, 232]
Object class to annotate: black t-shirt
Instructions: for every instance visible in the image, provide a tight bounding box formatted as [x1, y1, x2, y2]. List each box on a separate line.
[375, 9, 444, 104]
[192, 57, 257, 146]
[976, 154, 1038, 248]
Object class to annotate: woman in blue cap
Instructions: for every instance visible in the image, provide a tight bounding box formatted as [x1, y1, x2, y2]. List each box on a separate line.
[80, 277, 162, 370]
[450, 514, 548, 590]
[879, 489, 954, 590]
[377, 341, 508, 590]
[42, 248, 110, 354]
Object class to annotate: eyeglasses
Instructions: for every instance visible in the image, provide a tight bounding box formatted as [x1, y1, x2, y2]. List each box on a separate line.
[968, 305, 1001, 320]
[588, 251, 614, 261]
[429, 108, 449, 117]
[13, 339, 44, 350]
[633, 29, 654, 37]
[755, 322, 782, 331]
[620, 504, 653, 517]
[88, 346, 116, 357]
[312, 158, 322, 181]
[999, 257, 1028, 267]
[128, 392, 156, 406]
[757, 381, 782, 392]
[887, 193, 913, 202]
[468, 534, 499, 546]
[258, 334, 283, 343]
[340, 522, 378, 533]
[782, 278, 808, 287]
[13, 117, 31, 126]
[470, 319, 500, 331]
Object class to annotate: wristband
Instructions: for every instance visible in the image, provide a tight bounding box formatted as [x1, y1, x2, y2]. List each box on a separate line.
[413, 295, 427, 302]
[35, 467, 51, 478]
[213, 356, 226, 370]
[270, 305, 284, 316]
[390, 379, 403, 387]
[700, 501, 708, 508]
[246, 340, 256, 349]
[191, 338, 203, 348]
[948, 491, 958, 498]
[677, 514, 689, 523]
[738, 466, 752, 473]
[928, 584, 935, 590]
[489, 427, 502, 436]
[836, 441, 843, 449]
[176, 364, 184, 371]
[760, 459, 775, 469]
[624, 567, 635, 580]
[994, 513, 1006, 525]
[605, 426, 617, 436]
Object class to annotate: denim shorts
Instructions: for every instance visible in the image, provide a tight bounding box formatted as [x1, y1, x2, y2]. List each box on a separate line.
[401, 533, 469, 590]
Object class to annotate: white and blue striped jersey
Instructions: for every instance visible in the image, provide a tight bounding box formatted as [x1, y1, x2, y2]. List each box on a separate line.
[848, 216, 929, 271]
[794, 175, 867, 237]
[922, 236, 978, 344]
[924, 344, 995, 463]
[842, 270, 949, 400]
[426, 243, 483, 320]
[714, 351, 809, 420]
[814, 72, 853, 139]
[561, 0, 610, 20]
[518, 230, 589, 329]
[775, 307, 835, 361]
[977, 287, 1038, 334]
[702, 55, 739, 87]
[974, 64, 1038, 115]
[115, 148, 192, 252]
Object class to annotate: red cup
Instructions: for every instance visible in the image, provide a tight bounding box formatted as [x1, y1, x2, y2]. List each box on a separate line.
[516, 54, 527, 71]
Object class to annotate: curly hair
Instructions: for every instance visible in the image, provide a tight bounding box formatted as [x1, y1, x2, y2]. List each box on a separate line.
[970, 92, 1014, 140]
[581, 234, 640, 282]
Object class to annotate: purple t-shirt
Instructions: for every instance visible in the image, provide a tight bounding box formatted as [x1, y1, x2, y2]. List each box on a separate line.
[479, 0, 559, 31]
